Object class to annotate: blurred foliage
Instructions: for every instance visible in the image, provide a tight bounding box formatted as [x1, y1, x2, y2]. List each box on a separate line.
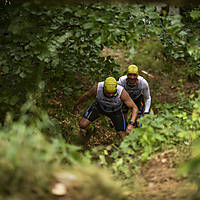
[0, 97, 84, 199]
[0, 96, 131, 200]
[178, 90, 200, 200]
[53, 166, 130, 200]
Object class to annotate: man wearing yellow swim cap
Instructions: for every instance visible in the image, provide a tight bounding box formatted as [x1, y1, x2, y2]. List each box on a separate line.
[74, 76, 138, 140]
[118, 65, 151, 127]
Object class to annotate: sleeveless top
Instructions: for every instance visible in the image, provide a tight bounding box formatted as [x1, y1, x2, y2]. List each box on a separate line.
[96, 81, 124, 113]
[118, 76, 142, 100]
[118, 75, 151, 113]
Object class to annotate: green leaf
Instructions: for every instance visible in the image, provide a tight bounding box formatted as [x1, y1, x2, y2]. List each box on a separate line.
[177, 130, 187, 138]
[187, 46, 200, 61]
[110, 151, 119, 159]
[2, 66, 9, 73]
[66, 144, 82, 152]
[94, 36, 102, 45]
[64, 87, 73, 95]
[140, 152, 149, 162]
[10, 96, 20, 106]
[99, 155, 106, 165]
[52, 58, 59, 67]
[63, 7, 73, 13]
[190, 10, 200, 20]
[83, 23, 94, 29]
[74, 9, 87, 17]
[155, 134, 165, 142]
[19, 72, 26, 78]
[127, 147, 134, 155]
[56, 32, 73, 43]
[115, 158, 123, 166]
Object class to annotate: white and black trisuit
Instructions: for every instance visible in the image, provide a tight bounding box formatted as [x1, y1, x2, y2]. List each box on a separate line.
[118, 75, 151, 114]
[83, 81, 126, 131]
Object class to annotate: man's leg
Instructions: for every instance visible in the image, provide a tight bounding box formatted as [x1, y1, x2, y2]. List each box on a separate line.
[79, 101, 101, 141]
[77, 112, 96, 145]
[107, 109, 127, 138]
[79, 118, 96, 136]
[110, 103, 128, 129]
[79, 118, 91, 129]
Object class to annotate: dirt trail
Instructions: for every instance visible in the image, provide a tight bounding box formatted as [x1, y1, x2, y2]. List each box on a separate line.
[132, 150, 197, 200]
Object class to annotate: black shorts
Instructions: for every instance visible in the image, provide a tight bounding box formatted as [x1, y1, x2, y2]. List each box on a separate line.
[123, 94, 145, 114]
[83, 101, 126, 131]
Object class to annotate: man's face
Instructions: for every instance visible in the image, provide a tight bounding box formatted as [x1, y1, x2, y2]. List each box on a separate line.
[127, 73, 138, 86]
[104, 89, 117, 98]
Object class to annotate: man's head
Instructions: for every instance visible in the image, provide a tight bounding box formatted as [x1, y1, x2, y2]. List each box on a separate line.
[127, 65, 138, 87]
[104, 77, 117, 97]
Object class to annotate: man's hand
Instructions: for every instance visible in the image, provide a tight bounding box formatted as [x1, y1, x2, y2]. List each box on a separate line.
[126, 124, 134, 134]
[126, 121, 136, 134]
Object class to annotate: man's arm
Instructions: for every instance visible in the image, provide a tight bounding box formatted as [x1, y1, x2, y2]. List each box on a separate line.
[117, 75, 126, 86]
[74, 84, 97, 106]
[142, 80, 151, 113]
[121, 89, 138, 133]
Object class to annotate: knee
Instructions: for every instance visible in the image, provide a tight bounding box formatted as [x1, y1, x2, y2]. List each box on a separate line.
[79, 119, 89, 129]
[79, 121, 86, 129]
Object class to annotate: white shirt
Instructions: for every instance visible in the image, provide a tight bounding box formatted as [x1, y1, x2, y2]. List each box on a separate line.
[118, 75, 151, 113]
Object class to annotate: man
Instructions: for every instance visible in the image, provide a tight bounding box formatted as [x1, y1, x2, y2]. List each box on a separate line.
[118, 65, 151, 126]
[74, 77, 138, 138]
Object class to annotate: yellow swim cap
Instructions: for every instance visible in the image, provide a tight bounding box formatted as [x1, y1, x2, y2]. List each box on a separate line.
[104, 77, 117, 93]
[127, 65, 138, 75]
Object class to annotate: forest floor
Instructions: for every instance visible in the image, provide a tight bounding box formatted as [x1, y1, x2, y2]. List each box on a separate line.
[131, 150, 197, 200]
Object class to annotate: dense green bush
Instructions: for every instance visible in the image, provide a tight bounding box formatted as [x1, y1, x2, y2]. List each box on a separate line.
[1, 2, 200, 121]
